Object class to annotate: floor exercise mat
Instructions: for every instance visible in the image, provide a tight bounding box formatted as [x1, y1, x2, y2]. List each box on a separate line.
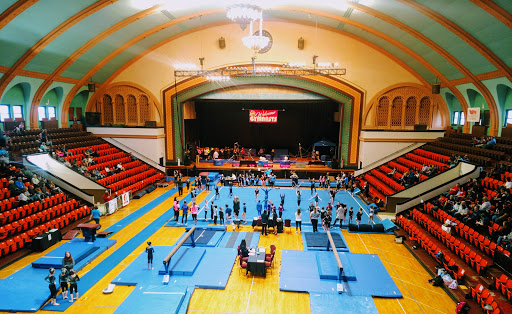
[309, 293, 378, 314]
[184, 230, 216, 245]
[304, 232, 347, 248]
[114, 285, 189, 314]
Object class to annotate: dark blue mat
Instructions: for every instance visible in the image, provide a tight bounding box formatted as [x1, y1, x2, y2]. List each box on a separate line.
[309, 293, 378, 314]
[114, 284, 188, 314]
[184, 230, 216, 245]
[304, 232, 347, 248]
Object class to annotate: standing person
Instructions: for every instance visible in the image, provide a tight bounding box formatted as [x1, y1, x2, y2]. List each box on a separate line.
[296, 189, 301, 207]
[90, 206, 101, 224]
[229, 181, 233, 197]
[356, 208, 363, 226]
[213, 205, 218, 225]
[233, 196, 240, 218]
[68, 269, 80, 302]
[310, 191, 322, 206]
[278, 203, 284, 218]
[272, 208, 278, 235]
[203, 199, 209, 221]
[186, 178, 190, 191]
[332, 205, 344, 228]
[242, 202, 247, 224]
[254, 188, 259, 200]
[173, 198, 180, 222]
[146, 242, 155, 270]
[210, 201, 215, 220]
[59, 268, 69, 300]
[205, 176, 210, 190]
[310, 207, 320, 232]
[295, 208, 302, 233]
[191, 202, 198, 224]
[225, 204, 232, 225]
[261, 187, 271, 207]
[348, 207, 354, 225]
[323, 211, 332, 231]
[368, 206, 375, 224]
[215, 185, 220, 199]
[219, 206, 224, 225]
[256, 200, 262, 216]
[280, 193, 285, 205]
[45, 268, 59, 306]
[178, 179, 183, 196]
[261, 210, 269, 236]
[310, 178, 316, 195]
[349, 183, 355, 196]
[181, 201, 189, 224]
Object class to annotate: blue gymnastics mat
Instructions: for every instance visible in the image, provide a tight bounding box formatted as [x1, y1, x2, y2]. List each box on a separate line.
[309, 293, 378, 314]
[114, 284, 189, 314]
[184, 230, 216, 245]
[304, 232, 347, 249]
[316, 251, 355, 281]
[113, 247, 237, 289]
[280, 250, 402, 297]
[218, 231, 260, 248]
[381, 218, 398, 232]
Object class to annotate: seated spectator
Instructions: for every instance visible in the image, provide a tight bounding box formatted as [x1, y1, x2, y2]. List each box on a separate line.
[485, 136, 496, 149]
[17, 188, 29, 205]
[105, 166, 114, 176]
[115, 163, 125, 173]
[92, 169, 104, 179]
[0, 146, 9, 166]
[22, 166, 33, 179]
[61, 145, 71, 156]
[78, 164, 88, 174]
[39, 142, 49, 153]
[387, 168, 396, 177]
[31, 174, 41, 187]
[48, 181, 62, 194]
[84, 171, 92, 179]
[8, 179, 21, 196]
[64, 159, 72, 168]
[505, 177, 512, 189]
[40, 184, 52, 197]
[420, 164, 429, 174]
[15, 177, 25, 190]
[128, 152, 138, 161]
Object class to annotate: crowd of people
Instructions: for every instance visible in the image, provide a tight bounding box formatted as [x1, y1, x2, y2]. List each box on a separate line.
[4, 166, 62, 205]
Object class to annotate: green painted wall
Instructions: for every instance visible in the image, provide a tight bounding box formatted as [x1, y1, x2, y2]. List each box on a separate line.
[1, 84, 25, 106]
[69, 90, 89, 123]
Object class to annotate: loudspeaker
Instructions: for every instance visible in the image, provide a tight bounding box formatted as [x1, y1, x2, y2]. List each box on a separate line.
[88, 83, 96, 92]
[219, 37, 226, 49]
[432, 83, 440, 94]
[348, 224, 358, 231]
[373, 224, 385, 233]
[144, 121, 157, 128]
[359, 224, 373, 232]
[298, 37, 304, 50]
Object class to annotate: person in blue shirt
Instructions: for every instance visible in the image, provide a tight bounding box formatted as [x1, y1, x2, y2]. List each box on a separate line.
[181, 201, 189, 224]
[242, 202, 247, 223]
[146, 242, 155, 270]
[90, 206, 101, 224]
[15, 177, 25, 190]
[225, 204, 232, 225]
[256, 200, 262, 216]
[0, 147, 8, 166]
[280, 193, 285, 204]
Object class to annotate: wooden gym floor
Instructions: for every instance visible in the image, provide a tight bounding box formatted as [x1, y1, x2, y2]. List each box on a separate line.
[0, 185, 456, 314]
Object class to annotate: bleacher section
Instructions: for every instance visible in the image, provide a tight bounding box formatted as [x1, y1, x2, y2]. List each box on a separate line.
[357, 147, 450, 206]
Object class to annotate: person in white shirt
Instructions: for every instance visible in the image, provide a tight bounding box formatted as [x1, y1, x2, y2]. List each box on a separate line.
[295, 208, 302, 233]
[505, 177, 512, 189]
[18, 188, 29, 204]
[213, 150, 219, 159]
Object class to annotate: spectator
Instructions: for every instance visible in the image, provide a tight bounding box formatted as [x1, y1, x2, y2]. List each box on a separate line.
[15, 177, 25, 190]
[18, 188, 29, 205]
[8, 179, 21, 196]
[102, 190, 112, 203]
[0, 146, 9, 166]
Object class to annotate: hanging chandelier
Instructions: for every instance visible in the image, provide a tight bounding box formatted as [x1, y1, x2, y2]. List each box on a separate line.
[242, 10, 269, 53]
[226, 2, 262, 30]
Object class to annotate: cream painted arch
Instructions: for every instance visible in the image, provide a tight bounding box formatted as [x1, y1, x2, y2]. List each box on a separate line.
[112, 21, 422, 108]
[86, 81, 163, 125]
[362, 82, 449, 129]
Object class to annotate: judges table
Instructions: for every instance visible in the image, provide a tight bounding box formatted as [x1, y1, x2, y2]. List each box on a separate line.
[77, 223, 101, 242]
[32, 228, 61, 252]
[246, 248, 267, 277]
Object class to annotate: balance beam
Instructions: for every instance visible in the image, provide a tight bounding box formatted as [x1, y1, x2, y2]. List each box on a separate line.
[326, 229, 344, 280]
[162, 226, 196, 274]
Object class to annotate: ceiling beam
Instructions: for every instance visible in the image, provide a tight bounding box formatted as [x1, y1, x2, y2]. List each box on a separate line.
[470, 0, 512, 29]
[0, 0, 118, 104]
[0, 0, 38, 31]
[350, 1, 500, 134]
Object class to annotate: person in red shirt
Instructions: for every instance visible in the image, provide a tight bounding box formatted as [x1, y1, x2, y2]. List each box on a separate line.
[102, 190, 112, 203]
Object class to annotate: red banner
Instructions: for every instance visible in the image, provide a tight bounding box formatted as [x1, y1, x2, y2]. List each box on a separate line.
[249, 110, 278, 123]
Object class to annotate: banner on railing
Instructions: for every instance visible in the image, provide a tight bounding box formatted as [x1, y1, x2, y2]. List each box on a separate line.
[107, 198, 118, 215]
[249, 109, 278, 123]
[122, 192, 130, 207]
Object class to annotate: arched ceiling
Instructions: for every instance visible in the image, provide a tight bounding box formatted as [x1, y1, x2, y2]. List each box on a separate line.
[0, 0, 510, 100]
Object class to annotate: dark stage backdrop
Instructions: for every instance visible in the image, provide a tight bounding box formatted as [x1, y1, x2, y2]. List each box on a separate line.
[189, 100, 340, 153]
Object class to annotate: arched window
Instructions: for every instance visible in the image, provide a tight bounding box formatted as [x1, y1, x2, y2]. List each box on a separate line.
[404, 97, 417, 126]
[114, 95, 125, 123]
[140, 95, 150, 123]
[419, 97, 431, 125]
[103, 95, 113, 124]
[391, 96, 403, 127]
[377, 96, 389, 127]
[127, 95, 137, 124]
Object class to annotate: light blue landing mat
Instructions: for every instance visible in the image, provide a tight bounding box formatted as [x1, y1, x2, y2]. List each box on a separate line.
[114, 285, 189, 314]
[309, 293, 378, 314]
[280, 250, 402, 298]
[31, 238, 116, 270]
[218, 231, 260, 248]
